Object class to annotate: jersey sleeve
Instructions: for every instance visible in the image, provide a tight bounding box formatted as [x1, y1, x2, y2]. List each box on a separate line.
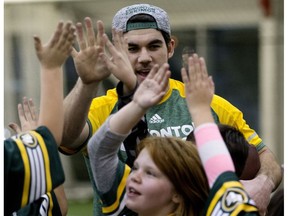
[211, 95, 265, 152]
[203, 171, 259, 216]
[4, 126, 65, 215]
[98, 162, 131, 216]
[13, 190, 61, 216]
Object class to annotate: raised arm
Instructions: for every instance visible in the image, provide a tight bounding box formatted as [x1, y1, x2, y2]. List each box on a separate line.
[88, 63, 170, 193]
[34, 21, 75, 145]
[182, 54, 262, 215]
[182, 54, 235, 187]
[61, 18, 111, 150]
[4, 20, 74, 216]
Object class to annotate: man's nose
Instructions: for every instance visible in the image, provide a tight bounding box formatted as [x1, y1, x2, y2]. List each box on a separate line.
[138, 48, 152, 63]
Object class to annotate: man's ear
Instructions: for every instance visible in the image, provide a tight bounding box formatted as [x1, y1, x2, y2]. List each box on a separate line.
[168, 39, 175, 59]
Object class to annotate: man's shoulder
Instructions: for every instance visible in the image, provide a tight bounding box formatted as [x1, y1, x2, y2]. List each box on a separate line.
[90, 88, 118, 108]
[169, 78, 185, 96]
[211, 95, 241, 113]
[169, 78, 184, 87]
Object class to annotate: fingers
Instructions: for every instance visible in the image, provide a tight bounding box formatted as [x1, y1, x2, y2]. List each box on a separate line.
[28, 98, 38, 121]
[59, 21, 76, 55]
[8, 123, 21, 134]
[146, 64, 159, 80]
[22, 97, 33, 122]
[146, 63, 170, 90]
[50, 21, 64, 48]
[33, 35, 42, 53]
[76, 22, 86, 50]
[199, 57, 208, 77]
[181, 67, 189, 85]
[104, 33, 119, 60]
[96, 20, 105, 47]
[112, 29, 125, 51]
[85, 17, 96, 47]
[155, 63, 170, 84]
[159, 68, 171, 91]
[184, 54, 208, 83]
[71, 47, 78, 58]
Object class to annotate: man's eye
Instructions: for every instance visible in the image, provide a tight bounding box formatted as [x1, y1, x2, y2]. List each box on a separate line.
[149, 45, 161, 50]
[128, 47, 138, 52]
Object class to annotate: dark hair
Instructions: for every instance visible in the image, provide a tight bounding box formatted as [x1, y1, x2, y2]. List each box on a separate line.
[127, 14, 171, 47]
[187, 124, 249, 178]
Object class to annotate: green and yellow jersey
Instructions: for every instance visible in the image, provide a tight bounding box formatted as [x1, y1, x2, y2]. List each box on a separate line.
[4, 126, 64, 215]
[203, 172, 259, 216]
[60, 78, 264, 216]
[61, 78, 264, 155]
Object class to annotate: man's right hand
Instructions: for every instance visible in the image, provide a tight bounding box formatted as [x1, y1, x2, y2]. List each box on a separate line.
[72, 17, 111, 84]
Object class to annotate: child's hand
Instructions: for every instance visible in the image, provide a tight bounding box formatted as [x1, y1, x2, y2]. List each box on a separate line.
[181, 54, 214, 115]
[33, 21, 76, 69]
[133, 63, 170, 110]
[8, 97, 38, 133]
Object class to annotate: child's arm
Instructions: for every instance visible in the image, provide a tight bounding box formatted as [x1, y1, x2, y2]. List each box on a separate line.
[33, 21, 75, 145]
[182, 54, 235, 187]
[88, 63, 170, 193]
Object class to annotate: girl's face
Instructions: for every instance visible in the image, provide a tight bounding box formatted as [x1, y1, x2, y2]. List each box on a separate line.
[125, 148, 179, 216]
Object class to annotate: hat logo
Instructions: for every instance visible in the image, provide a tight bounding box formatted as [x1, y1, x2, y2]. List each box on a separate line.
[125, 6, 156, 15]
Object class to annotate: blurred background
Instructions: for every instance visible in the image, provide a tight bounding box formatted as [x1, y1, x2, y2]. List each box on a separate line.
[4, 0, 284, 215]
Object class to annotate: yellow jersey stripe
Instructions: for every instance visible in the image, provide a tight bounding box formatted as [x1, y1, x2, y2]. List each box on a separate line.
[47, 192, 53, 216]
[13, 137, 31, 207]
[102, 165, 131, 213]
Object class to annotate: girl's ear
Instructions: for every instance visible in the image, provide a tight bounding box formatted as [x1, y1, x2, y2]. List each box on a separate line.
[172, 192, 182, 204]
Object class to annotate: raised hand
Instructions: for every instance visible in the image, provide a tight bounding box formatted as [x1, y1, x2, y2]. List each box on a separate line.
[72, 17, 111, 84]
[133, 63, 170, 109]
[181, 54, 214, 126]
[8, 97, 38, 133]
[100, 29, 137, 91]
[181, 54, 214, 114]
[33, 21, 75, 69]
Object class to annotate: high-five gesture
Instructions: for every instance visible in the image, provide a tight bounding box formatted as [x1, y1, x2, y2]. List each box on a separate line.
[109, 63, 170, 134]
[34, 21, 75, 69]
[181, 54, 214, 127]
[72, 17, 111, 84]
[101, 29, 137, 91]
[133, 63, 170, 109]
[35, 20, 76, 145]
